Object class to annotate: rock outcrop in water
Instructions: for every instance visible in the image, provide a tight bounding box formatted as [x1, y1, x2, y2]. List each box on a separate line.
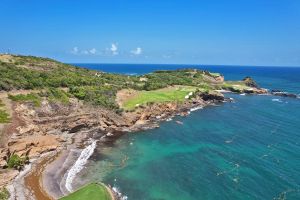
[243, 76, 259, 88]
[270, 90, 298, 98]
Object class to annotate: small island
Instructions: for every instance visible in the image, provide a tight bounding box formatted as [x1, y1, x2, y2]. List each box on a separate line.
[0, 54, 268, 199]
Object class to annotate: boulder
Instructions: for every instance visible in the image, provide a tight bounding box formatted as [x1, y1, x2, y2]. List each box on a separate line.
[271, 90, 298, 98]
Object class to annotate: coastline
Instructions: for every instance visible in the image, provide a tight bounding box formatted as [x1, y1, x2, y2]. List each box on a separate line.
[5, 90, 293, 199]
[13, 88, 299, 200]
[6, 86, 272, 200]
[2, 93, 219, 200]
[3, 86, 281, 200]
[0, 56, 276, 199]
[37, 96, 226, 199]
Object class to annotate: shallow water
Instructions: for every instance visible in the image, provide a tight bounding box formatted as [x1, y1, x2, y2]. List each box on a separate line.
[73, 64, 300, 200]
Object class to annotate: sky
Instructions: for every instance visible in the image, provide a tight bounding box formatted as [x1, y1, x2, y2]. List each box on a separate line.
[1, 0, 300, 66]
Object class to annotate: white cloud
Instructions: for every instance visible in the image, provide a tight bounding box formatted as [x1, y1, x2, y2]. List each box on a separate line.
[70, 47, 99, 55]
[131, 47, 142, 55]
[110, 43, 118, 55]
[89, 48, 97, 54]
[71, 47, 79, 55]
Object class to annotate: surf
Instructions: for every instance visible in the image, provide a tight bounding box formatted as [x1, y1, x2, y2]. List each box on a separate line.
[65, 139, 97, 192]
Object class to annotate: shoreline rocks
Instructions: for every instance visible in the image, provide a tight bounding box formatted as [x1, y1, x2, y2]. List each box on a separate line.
[270, 90, 298, 98]
[0, 90, 225, 193]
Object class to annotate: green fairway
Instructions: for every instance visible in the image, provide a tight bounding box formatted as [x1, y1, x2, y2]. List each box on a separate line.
[209, 72, 221, 77]
[122, 86, 197, 110]
[60, 183, 112, 200]
[222, 81, 252, 92]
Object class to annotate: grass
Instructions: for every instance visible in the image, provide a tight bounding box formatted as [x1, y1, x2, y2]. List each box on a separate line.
[209, 72, 221, 77]
[0, 110, 10, 123]
[41, 88, 70, 104]
[222, 81, 251, 92]
[60, 183, 112, 200]
[8, 93, 41, 107]
[122, 86, 197, 110]
[0, 99, 10, 123]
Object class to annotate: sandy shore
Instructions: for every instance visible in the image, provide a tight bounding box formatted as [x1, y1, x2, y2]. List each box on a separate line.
[24, 153, 58, 200]
[38, 150, 117, 200]
[42, 149, 78, 198]
[7, 151, 58, 200]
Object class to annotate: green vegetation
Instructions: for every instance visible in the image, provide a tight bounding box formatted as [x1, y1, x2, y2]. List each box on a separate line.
[69, 86, 120, 110]
[222, 81, 251, 92]
[142, 69, 213, 90]
[40, 88, 70, 104]
[8, 93, 41, 107]
[1, 55, 247, 111]
[122, 86, 197, 110]
[0, 99, 10, 123]
[6, 154, 29, 170]
[209, 72, 221, 77]
[0, 187, 10, 200]
[60, 183, 112, 200]
[0, 110, 10, 123]
[0, 55, 137, 91]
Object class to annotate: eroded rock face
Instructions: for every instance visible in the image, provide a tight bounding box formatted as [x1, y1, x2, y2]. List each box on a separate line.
[243, 77, 259, 88]
[0, 98, 130, 170]
[0, 90, 227, 188]
[0, 169, 19, 187]
[215, 75, 224, 83]
[123, 91, 224, 131]
[8, 135, 59, 158]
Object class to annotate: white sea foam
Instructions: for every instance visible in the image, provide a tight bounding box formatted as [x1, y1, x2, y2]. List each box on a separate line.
[190, 106, 203, 112]
[65, 139, 97, 192]
[240, 93, 246, 96]
[112, 186, 128, 200]
[272, 98, 283, 103]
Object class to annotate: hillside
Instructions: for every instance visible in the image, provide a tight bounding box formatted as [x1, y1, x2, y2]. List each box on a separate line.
[0, 54, 269, 112]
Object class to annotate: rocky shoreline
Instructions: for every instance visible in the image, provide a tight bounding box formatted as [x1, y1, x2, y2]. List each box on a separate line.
[1, 84, 299, 199]
[0, 89, 227, 199]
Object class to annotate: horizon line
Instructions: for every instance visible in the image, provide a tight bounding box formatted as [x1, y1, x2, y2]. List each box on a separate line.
[69, 62, 300, 68]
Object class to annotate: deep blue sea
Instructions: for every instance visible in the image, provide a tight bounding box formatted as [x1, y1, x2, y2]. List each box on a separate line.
[73, 64, 300, 200]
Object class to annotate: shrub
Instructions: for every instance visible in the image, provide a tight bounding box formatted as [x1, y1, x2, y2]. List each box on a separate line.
[40, 88, 70, 104]
[8, 93, 41, 107]
[0, 110, 10, 123]
[6, 154, 29, 170]
[0, 187, 10, 200]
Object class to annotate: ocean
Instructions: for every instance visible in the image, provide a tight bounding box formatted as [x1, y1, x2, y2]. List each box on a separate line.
[72, 64, 300, 200]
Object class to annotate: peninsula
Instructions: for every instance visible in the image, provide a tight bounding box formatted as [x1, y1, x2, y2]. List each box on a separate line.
[0, 54, 267, 199]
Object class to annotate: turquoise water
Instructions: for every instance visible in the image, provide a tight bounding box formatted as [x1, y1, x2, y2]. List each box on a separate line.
[75, 65, 300, 200]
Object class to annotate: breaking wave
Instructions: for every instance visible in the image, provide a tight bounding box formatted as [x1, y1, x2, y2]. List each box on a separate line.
[190, 106, 203, 112]
[65, 140, 97, 192]
[112, 186, 128, 200]
[272, 98, 283, 103]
